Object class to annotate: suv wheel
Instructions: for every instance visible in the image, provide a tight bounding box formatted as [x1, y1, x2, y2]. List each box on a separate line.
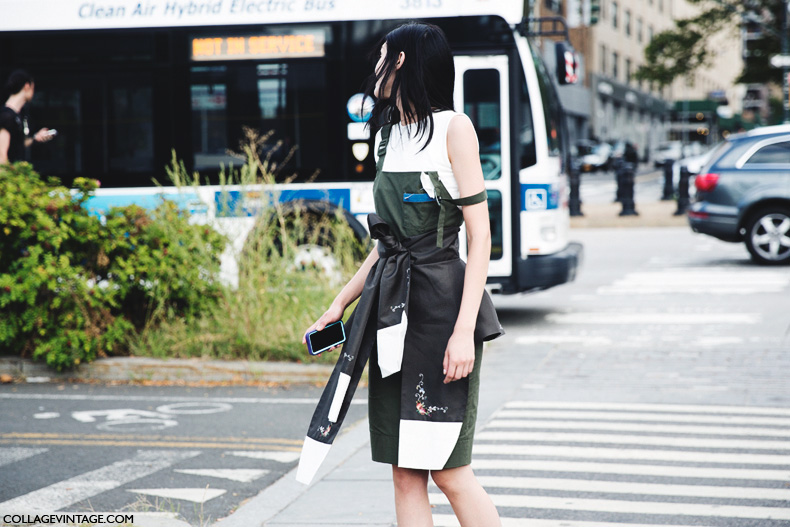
[744, 208, 790, 265]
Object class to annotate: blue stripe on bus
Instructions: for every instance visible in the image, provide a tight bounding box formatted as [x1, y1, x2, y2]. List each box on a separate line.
[83, 193, 208, 216]
[521, 184, 559, 211]
[215, 188, 352, 217]
[82, 188, 352, 218]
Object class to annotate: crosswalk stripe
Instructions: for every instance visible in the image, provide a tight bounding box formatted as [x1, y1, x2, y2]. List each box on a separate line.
[428, 493, 790, 520]
[502, 402, 790, 415]
[174, 468, 269, 482]
[0, 447, 47, 467]
[0, 450, 200, 512]
[545, 312, 760, 325]
[474, 431, 790, 450]
[486, 419, 790, 437]
[597, 270, 790, 295]
[432, 515, 700, 527]
[465, 476, 790, 500]
[126, 487, 226, 503]
[494, 410, 790, 427]
[470, 459, 790, 481]
[227, 451, 301, 463]
[472, 444, 790, 465]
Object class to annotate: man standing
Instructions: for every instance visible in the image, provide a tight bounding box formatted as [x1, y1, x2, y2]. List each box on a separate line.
[0, 70, 53, 164]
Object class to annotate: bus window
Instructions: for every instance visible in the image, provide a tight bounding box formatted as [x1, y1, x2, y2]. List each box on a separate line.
[109, 84, 154, 173]
[530, 44, 562, 157]
[487, 190, 504, 260]
[191, 81, 231, 171]
[518, 61, 537, 169]
[463, 69, 502, 181]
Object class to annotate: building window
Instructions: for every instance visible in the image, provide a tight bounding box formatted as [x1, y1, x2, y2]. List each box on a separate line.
[612, 1, 618, 28]
[625, 10, 631, 36]
[601, 44, 607, 74]
[649, 26, 654, 42]
[625, 58, 632, 84]
[637, 18, 643, 42]
[612, 51, 618, 80]
[659, 0, 663, 12]
[544, 0, 563, 12]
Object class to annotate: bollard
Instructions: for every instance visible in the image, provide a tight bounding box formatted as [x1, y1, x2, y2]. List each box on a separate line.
[674, 165, 691, 216]
[613, 157, 625, 203]
[661, 160, 674, 200]
[618, 161, 639, 216]
[568, 163, 583, 217]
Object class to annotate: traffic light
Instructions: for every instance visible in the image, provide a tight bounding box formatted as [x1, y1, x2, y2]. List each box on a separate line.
[590, 0, 600, 25]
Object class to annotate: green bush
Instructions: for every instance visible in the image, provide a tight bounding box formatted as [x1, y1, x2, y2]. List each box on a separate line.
[0, 162, 226, 370]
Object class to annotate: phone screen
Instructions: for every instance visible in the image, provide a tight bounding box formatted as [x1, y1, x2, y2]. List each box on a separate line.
[307, 321, 346, 355]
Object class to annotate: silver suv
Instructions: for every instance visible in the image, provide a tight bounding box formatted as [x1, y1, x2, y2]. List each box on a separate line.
[687, 125, 790, 265]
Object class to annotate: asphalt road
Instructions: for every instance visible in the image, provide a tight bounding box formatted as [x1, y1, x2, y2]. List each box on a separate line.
[1, 225, 789, 526]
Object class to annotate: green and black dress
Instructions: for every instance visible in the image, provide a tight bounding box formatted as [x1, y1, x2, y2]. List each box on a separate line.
[296, 111, 504, 484]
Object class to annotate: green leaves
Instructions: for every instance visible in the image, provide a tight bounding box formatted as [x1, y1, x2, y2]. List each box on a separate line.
[0, 162, 226, 371]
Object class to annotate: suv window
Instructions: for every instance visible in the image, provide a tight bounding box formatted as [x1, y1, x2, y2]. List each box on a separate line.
[744, 141, 790, 165]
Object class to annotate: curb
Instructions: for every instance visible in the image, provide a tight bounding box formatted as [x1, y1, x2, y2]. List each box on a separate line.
[0, 357, 335, 386]
[209, 417, 371, 527]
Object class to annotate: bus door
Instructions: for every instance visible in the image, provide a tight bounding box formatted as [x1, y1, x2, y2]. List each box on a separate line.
[453, 55, 513, 279]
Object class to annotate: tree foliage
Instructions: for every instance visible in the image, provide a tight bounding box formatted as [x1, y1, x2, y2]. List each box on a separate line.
[634, 0, 783, 88]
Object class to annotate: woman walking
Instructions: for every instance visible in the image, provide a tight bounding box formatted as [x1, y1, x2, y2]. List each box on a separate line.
[297, 22, 504, 526]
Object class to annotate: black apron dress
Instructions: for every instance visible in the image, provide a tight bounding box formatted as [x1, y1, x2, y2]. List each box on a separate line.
[296, 120, 504, 484]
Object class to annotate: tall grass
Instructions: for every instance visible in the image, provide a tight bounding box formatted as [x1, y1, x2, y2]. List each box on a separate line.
[128, 129, 367, 362]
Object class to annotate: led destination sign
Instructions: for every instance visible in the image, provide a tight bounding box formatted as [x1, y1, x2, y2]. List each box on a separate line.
[191, 30, 325, 60]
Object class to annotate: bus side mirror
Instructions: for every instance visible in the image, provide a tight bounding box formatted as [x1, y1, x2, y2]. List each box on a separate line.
[555, 41, 579, 85]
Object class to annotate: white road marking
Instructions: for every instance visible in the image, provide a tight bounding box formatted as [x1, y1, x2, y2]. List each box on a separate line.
[0, 450, 200, 511]
[515, 336, 613, 346]
[503, 401, 790, 415]
[470, 458, 790, 481]
[174, 468, 269, 482]
[126, 487, 226, 503]
[597, 269, 790, 295]
[546, 312, 760, 325]
[429, 493, 790, 520]
[0, 393, 366, 405]
[227, 451, 301, 463]
[494, 410, 790, 426]
[156, 402, 233, 415]
[474, 431, 790, 450]
[472, 444, 790, 465]
[464, 476, 790, 501]
[33, 412, 60, 419]
[432, 515, 698, 527]
[0, 447, 48, 467]
[486, 419, 790, 437]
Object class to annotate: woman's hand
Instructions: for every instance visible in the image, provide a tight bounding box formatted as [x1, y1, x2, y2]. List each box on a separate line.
[302, 300, 346, 351]
[442, 327, 475, 383]
[33, 128, 54, 143]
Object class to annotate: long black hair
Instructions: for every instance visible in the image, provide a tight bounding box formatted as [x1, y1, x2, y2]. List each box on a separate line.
[363, 22, 455, 151]
[3, 69, 34, 100]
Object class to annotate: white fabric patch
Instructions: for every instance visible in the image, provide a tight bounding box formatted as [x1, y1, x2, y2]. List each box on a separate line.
[397, 420, 464, 470]
[295, 436, 332, 484]
[377, 311, 407, 378]
[328, 372, 351, 423]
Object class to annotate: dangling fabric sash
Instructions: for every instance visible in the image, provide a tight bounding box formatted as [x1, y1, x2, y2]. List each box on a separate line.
[296, 214, 412, 484]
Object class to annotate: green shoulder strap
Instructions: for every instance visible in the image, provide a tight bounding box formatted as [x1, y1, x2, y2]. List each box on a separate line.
[376, 124, 392, 173]
[425, 171, 488, 248]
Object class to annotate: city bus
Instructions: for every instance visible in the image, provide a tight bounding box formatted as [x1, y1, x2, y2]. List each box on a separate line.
[0, 0, 582, 293]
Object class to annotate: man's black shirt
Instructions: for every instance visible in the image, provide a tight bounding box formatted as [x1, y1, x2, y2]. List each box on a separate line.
[0, 106, 26, 162]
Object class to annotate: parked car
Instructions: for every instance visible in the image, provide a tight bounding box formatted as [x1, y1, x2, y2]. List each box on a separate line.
[688, 125, 790, 265]
[577, 140, 613, 172]
[654, 141, 705, 167]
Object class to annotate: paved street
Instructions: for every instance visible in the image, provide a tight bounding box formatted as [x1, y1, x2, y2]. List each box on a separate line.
[1, 224, 789, 526]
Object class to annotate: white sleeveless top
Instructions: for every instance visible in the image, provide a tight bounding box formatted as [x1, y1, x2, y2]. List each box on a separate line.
[373, 110, 474, 200]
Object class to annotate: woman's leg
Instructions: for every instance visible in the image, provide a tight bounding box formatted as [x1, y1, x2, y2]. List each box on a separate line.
[392, 465, 433, 527]
[431, 465, 501, 527]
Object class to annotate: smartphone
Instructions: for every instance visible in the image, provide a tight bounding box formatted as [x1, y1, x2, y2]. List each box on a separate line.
[45, 129, 58, 137]
[306, 321, 346, 355]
